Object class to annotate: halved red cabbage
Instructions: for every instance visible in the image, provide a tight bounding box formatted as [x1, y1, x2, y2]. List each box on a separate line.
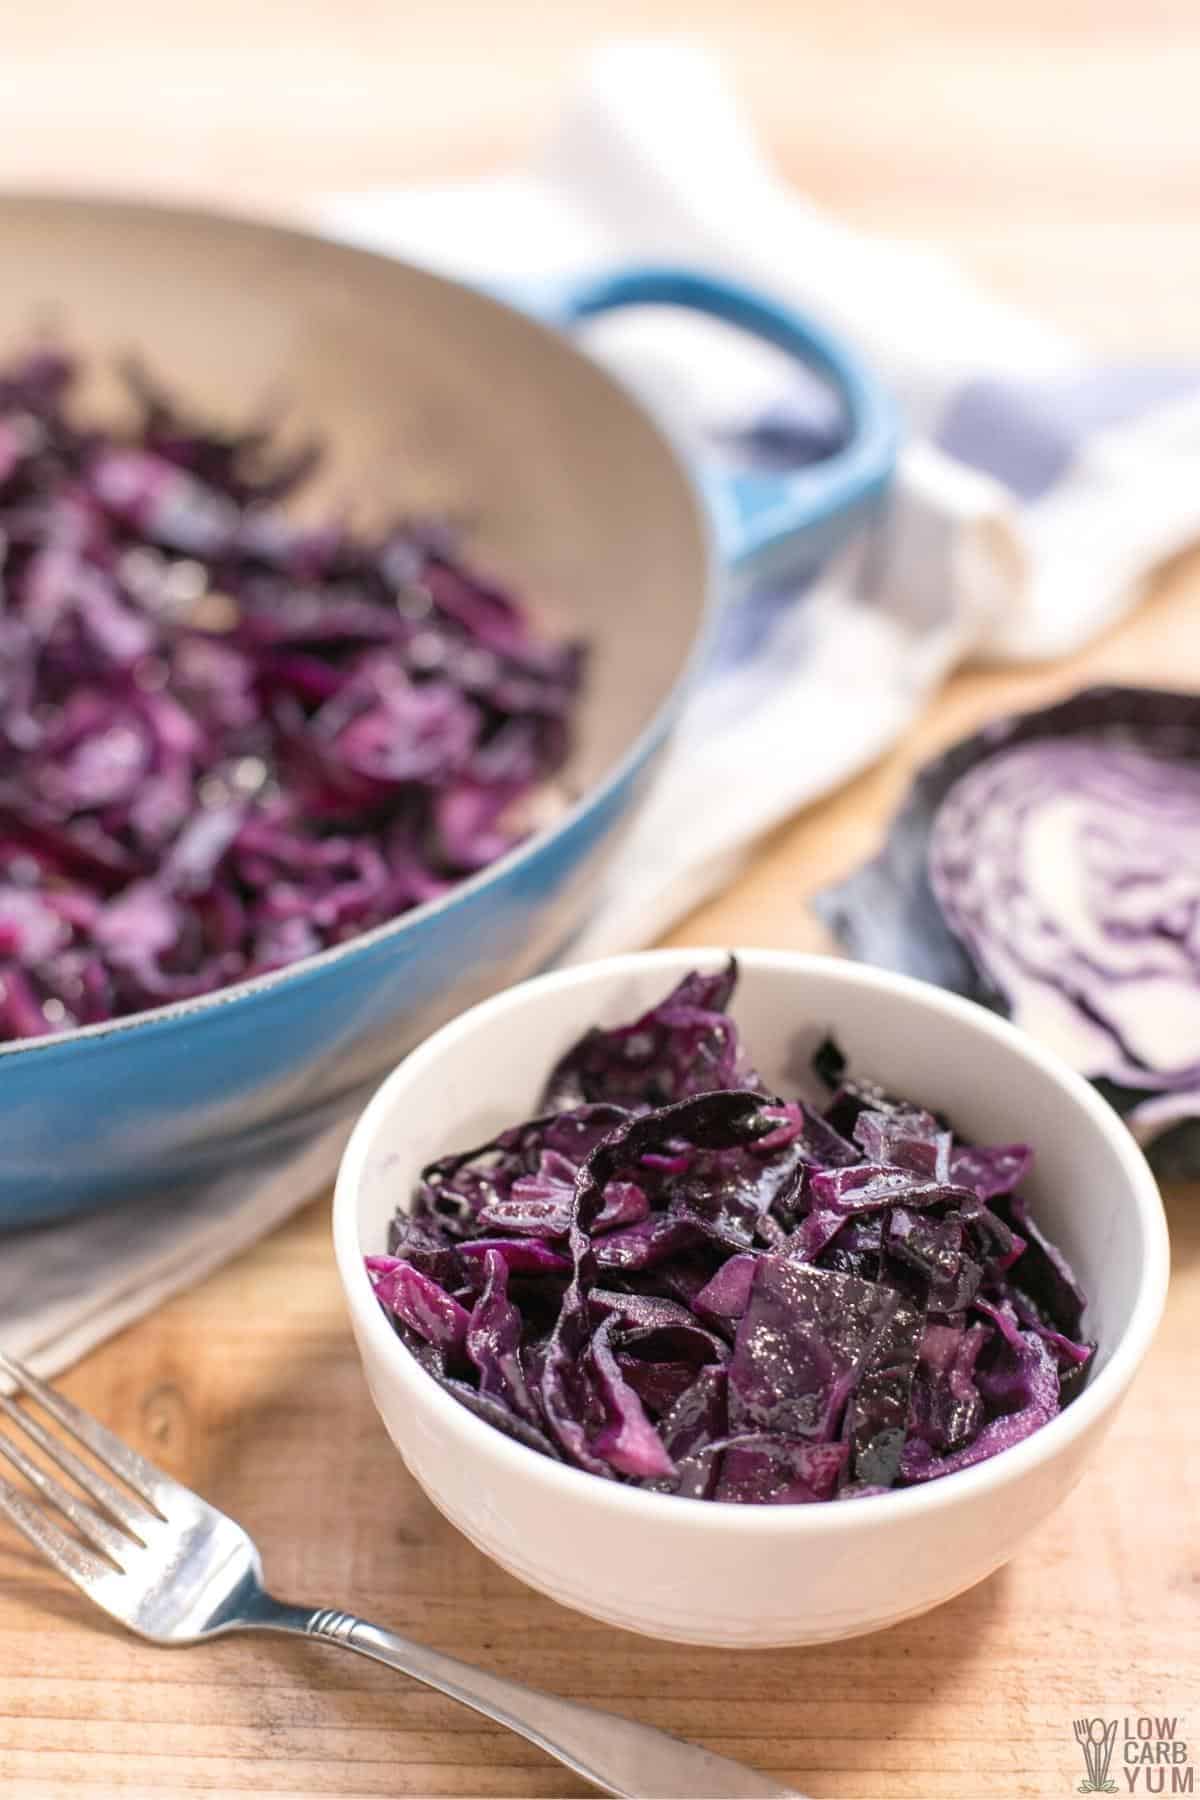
[367, 960, 1092, 1503]
[0, 348, 583, 1041]
[815, 685, 1200, 1173]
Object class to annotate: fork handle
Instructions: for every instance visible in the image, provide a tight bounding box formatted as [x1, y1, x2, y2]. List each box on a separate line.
[256, 1601, 801, 1798]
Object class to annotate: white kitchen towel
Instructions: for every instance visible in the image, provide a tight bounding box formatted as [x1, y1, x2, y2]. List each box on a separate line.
[9, 41, 1200, 1377]
[0, 1112, 359, 1382]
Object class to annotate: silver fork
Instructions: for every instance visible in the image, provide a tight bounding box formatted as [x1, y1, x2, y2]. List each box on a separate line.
[0, 1353, 800, 1800]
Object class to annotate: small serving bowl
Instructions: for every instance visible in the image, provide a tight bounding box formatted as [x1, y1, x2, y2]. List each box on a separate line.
[333, 948, 1169, 1647]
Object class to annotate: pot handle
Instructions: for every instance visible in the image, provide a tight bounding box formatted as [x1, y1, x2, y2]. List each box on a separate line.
[533, 265, 899, 576]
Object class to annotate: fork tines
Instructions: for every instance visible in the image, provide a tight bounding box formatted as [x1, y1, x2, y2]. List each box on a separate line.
[0, 1352, 167, 1587]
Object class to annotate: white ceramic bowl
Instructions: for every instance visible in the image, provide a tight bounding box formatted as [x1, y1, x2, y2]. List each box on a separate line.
[333, 949, 1169, 1648]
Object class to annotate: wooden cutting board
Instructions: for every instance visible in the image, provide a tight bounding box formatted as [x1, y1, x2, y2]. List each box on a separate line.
[1, 2, 1199, 1793]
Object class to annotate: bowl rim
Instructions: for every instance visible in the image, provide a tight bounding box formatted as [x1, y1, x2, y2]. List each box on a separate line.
[0, 190, 719, 1061]
[333, 946, 1171, 1534]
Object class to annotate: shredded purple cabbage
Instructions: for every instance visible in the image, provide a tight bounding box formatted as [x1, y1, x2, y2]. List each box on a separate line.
[0, 349, 584, 1041]
[368, 959, 1093, 1503]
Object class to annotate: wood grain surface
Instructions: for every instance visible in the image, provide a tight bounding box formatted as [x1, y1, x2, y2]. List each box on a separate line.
[1, 4, 1198, 1796]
